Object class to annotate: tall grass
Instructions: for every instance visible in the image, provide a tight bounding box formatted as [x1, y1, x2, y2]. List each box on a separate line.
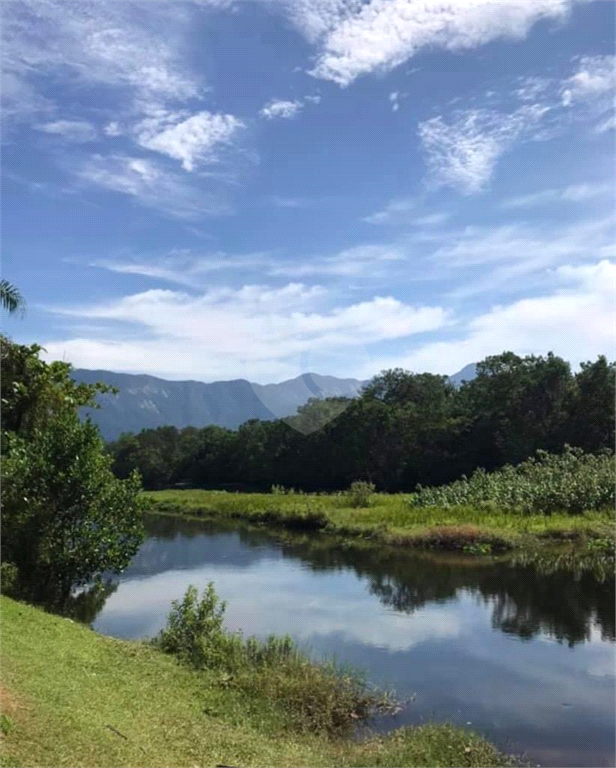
[411, 447, 615, 514]
[153, 583, 394, 734]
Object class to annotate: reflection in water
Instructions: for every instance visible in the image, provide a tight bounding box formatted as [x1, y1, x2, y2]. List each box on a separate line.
[139, 515, 615, 648]
[90, 514, 615, 768]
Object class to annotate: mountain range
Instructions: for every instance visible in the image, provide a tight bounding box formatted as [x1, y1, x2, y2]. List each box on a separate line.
[73, 364, 477, 442]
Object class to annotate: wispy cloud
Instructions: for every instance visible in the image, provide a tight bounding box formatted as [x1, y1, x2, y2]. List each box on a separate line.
[276, 0, 579, 86]
[364, 197, 418, 224]
[75, 155, 231, 219]
[1, 0, 204, 120]
[90, 243, 408, 285]
[260, 99, 304, 120]
[134, 110, 244, 171]
[502, 182, 613, 208]
[418, 104, 549, 193]
[91, 252, 270, 287]
[259, 94, 321, 120]
[561, 55, 615, 107]
[38, 120, 98, 142]
[428, 216, 615, 299]
[270, 244, 405, 278]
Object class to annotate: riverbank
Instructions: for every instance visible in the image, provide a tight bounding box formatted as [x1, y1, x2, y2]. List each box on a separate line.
[1, 596, 513, 768]
[143, 490, 615, 553]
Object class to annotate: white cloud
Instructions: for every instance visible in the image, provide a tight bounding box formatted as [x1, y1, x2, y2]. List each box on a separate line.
[2, 1, 203, 114]
[502, 182, 613, 208]
[38, 120, 97, 142]
[418, 104, 549, 193]
[135, 110, 243, 171]
[594, 113, 616, 134]
[364, 197, 418, 224]
[561, 55, 616, 107]
[76, 155, 230, 219]
[260, 99, 304, 119]
[367, 259, 615, 377]
[277, 0, 578, 86]
[270, 244, 405, 277]
[429, 216, 615, 298]
[104, 122, 123, 137]
[41, 283, 446, 381]
[91, 244, 404, 285]
[91, 252, 270, 287]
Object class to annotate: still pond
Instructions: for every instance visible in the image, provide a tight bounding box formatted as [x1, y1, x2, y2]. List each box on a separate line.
[90, 514, 615, 768]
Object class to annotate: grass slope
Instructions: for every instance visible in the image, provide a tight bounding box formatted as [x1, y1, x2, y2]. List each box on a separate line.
[144, 490, 614, 552]
[1, 597, 512, 768]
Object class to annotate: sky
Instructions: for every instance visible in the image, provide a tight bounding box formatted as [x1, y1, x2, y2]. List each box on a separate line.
[2, 0, 615, 384]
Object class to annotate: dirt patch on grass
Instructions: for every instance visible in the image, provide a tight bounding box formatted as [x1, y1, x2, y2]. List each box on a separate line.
[0, 685, 27, 719]
[406, 525, 514, 552]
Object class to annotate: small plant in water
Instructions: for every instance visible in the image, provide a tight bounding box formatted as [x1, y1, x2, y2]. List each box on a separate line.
[462, 542, 493, 556]
[348, 480, 376, 508]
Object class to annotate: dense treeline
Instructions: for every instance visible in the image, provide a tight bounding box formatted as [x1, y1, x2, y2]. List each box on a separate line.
[108, 351, 615, 492]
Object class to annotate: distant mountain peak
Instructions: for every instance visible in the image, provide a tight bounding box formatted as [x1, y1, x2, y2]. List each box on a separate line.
[73, 364, 476, 440]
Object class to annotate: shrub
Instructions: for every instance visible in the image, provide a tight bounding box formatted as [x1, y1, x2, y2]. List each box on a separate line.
[347, 480, 376, 508]
[410, 446, 615, 515]
[154, 583, 393, 734]
[0, 562, 19, 596]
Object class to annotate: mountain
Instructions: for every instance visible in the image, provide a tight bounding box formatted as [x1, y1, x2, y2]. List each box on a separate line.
[448, 363, 477, 387]
[74, 364, 477, 441]
[73, 369, 367, 441]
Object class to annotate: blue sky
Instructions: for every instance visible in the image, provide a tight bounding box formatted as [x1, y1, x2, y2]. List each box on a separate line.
[2, 0, 614, 383]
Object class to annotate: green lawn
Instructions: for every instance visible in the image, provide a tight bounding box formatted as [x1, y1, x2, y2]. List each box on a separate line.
[143, 489, 615, 552]
[1, 596, 513, 768]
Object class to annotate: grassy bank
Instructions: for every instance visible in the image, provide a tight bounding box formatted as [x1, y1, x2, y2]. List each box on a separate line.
[1, 596, 513, 768]
[143, 489, 614, 553]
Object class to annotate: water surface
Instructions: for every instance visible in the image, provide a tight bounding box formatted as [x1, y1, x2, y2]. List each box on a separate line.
[91, 515, 615, 768]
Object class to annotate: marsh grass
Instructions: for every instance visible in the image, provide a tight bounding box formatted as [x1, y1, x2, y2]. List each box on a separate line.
[145, 486, 614, 553]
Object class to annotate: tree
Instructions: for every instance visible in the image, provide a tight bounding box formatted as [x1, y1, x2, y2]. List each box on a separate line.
[1, 280, 25, 315]
[1, 337, 144, 605]
[567, 356, 615, 452]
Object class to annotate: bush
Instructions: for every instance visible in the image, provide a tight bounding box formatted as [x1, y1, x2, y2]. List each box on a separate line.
[410, 446, 615, 515]
[347, 480, 376, 508]
[0, 562, 19, 596]
[154, 583, 393, 733]
[2, 416, 144, 602]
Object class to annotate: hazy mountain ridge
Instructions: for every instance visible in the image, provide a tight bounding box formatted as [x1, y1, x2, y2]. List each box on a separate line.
[74, 366, 475, 441]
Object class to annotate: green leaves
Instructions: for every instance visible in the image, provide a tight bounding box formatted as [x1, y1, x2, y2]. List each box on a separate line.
[410, 446, 615, 515]
[1, 338, 145, 604]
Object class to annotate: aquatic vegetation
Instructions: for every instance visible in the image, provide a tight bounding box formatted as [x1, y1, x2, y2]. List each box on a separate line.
[410, 447, 615, 515]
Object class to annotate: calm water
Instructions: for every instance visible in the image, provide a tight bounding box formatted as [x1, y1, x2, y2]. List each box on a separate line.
[91, 515, 615, 768]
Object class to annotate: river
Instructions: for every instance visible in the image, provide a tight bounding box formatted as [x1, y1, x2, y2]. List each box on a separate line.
[90, 514, 615, 768]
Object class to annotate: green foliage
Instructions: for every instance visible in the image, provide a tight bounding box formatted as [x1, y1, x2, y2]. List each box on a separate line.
[154, 584, 390, 734]
[0, 280, 25, 315]
[1, 714, 14, 736]
[1, 337, 144, 603]
[107, 351, 615, 495]
[0, 562, 19, 595]
[411, 447, 615, 515]
[347, 480, 376, 508]
[155, 583, 229, 669]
